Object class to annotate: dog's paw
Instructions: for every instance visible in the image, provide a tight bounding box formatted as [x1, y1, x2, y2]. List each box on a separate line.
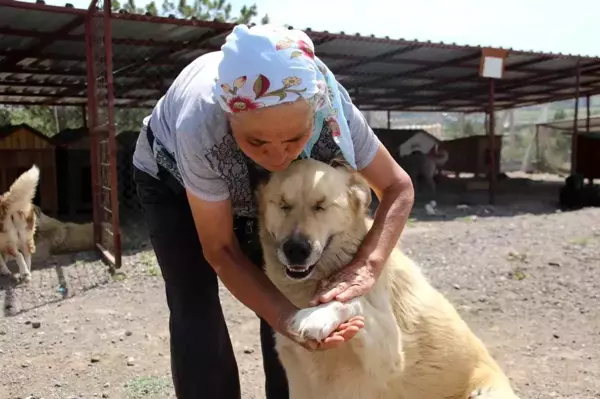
[13, 272, 31, 284]
[290, 300, 362, 342]
[21, 272, 32, 283]
[0, 268, 11, 277]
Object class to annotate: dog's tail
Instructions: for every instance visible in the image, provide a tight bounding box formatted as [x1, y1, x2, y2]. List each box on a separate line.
[2, 165, 40, 215]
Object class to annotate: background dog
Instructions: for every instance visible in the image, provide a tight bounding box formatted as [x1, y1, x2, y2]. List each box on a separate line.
[256, 159, 518, 399]
[0, 165, 40, 282]
[398, 145, 449, 198]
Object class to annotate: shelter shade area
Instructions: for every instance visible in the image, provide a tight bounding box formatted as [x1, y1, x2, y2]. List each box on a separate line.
[1, 0, 599, 267]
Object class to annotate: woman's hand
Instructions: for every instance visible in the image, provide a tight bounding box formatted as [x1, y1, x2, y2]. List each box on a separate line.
[277, 308, 365, 352]
[303, 316, 365, 351]
[309, 260, 377, 306]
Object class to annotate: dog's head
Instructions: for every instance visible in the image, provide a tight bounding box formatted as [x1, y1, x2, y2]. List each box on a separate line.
[257, 158, 371, 281]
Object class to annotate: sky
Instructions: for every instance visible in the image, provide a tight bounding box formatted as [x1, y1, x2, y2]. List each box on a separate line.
[24, 0, 600, 57]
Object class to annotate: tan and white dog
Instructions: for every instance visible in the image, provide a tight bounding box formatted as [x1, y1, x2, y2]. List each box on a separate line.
[0, 165, 40, 282]
[256, 159, 518, 399]
[33, 205, 98, 256]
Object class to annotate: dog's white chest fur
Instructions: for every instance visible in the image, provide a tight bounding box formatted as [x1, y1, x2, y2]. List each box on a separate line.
[276, 283, 405, 399]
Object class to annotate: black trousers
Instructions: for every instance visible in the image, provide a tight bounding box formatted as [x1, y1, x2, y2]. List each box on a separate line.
[134, 166, 289, 399]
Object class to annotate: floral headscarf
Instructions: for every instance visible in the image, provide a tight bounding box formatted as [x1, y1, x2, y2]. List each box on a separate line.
[214, 24, 357, 169]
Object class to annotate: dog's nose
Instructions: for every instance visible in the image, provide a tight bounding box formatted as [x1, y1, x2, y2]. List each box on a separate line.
[282, 235, 312, 265]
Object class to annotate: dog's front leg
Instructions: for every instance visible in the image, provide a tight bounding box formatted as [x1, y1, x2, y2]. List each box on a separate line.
[290, 298, 364, 342]
[0, 253, 11, 276]
[12, 251, 31, 282]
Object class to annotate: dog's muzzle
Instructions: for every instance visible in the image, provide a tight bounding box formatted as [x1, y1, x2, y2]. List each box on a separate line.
[279, 233, 318, 280]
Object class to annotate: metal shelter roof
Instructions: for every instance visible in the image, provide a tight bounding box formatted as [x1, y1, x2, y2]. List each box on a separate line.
[1, 0, 600, 112]
[536, 116, 600, 132]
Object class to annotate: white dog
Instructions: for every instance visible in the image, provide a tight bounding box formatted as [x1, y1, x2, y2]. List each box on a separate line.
[256, 159, 518, 399]
[398, 145, 449, 196]
[0, 165, 40, 282]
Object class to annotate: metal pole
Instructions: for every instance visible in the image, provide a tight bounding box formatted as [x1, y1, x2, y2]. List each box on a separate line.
[586, 94, 591, 133]
[387, 110, 391, 129]
[84, 10, 101, 251]
[571, 60, 580, 175]
[103, 0, 122, 268]
[488, 78, 496, 204]
[535, 124, 540, 170]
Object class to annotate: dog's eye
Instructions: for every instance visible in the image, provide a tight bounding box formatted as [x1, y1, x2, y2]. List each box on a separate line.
[312, 203, 326, 212]
[280, 203, 293, 212]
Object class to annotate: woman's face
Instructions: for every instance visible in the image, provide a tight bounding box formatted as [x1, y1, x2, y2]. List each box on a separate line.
[228, 100, 313, 172]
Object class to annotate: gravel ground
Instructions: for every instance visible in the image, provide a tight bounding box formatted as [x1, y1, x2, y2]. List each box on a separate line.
[0, 203, 599, 399]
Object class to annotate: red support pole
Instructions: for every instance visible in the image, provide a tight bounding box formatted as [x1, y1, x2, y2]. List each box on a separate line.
[84, 12, 101, 250]
[571, 60, 580, 175]
[586, 94, 591, 133]
[103, 0, 122, 268]
[488, 78, 496, 204]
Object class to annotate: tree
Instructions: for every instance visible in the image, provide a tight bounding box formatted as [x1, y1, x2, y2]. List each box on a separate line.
[114, 0, 270, 25]
[553, 109, 567, 121]
[0, 108, 10, 125]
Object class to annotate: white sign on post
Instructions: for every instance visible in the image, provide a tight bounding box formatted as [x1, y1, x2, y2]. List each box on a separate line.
[479, 48, 509, 79]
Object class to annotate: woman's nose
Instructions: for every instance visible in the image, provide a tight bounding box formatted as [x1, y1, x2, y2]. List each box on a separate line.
[266, 145, 286, 163]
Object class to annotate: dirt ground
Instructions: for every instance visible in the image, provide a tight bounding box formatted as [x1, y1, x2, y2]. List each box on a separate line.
[1, 183, 599, 398]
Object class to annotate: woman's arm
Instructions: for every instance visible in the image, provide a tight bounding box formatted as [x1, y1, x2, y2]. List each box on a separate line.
[311, 82, 415, 304]
[312, 143, 414, 304]
[185, 190, 297, 333]
[354, 142, 414, 274]
[185, 190, 363, 349]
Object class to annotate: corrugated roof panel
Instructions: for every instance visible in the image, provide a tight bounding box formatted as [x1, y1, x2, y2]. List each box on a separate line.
[0, 35, 37, 51]
[317, 39, 401, 58]
[347, 62, 421, 75]
[0, 7, 79, 32]
[1, 2, 599, 109]
[526, 57, 580, 71]
[391, 47, 476, 63]
[418, 67, 474, 79]
[499, 70, 536, 80]
[44, 40, 87, 56]
[385, 78, 436, 87]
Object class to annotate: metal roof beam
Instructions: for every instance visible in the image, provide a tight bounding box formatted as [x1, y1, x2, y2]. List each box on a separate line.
[347, 52, 482, 92]
[0, 26, 222, 51]
[0, 16, 84, 70]
[333, 45, 421, 75]
[400, 57, 600, 97]
[388, 61, 600, 110]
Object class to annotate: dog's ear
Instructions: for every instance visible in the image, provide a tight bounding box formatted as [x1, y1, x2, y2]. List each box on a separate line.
[347, 171, 372, 211]
[254, 178, 271, 216]
[328, 155, 352, 171]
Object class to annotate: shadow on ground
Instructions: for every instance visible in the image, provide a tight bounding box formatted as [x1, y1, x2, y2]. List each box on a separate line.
[0, 250, 113, 318]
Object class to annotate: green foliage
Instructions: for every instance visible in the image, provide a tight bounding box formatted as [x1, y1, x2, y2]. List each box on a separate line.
[0, 105, 150, 137]
[0, 108, 10, 125]
[553, 109, 567, 121]
[112, 0, 269, 25]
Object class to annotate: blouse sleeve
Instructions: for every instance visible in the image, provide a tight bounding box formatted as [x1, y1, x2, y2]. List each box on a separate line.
[338, 82, 381, 169]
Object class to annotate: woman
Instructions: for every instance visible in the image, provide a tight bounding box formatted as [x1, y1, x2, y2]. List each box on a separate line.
[132, 24, 414, 399]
